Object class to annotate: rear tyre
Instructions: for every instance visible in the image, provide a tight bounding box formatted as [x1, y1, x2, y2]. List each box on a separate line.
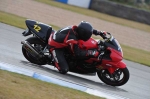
[22, 37, 47, 65]
[97, 67, 129, 86]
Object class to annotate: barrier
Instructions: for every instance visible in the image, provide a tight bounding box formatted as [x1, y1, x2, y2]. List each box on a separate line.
[56, 0, 91, 8]
[90, 0, 150, 25]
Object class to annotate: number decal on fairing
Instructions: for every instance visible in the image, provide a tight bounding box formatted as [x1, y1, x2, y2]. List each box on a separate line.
[33, 25, 41, 32]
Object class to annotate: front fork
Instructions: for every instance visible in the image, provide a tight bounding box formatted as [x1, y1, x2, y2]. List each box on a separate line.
[97, 61, 126, 74]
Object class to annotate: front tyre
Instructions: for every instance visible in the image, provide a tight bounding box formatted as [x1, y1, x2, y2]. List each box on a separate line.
[97, 67, 129, 86]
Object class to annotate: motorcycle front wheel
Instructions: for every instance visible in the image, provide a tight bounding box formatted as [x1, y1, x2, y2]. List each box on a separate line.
[97, 67, 129, 86]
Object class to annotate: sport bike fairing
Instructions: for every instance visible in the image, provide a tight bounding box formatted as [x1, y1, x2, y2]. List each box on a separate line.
[25, 19, 52, 42]
[79, 36, 125, 70]
[103, 36, 123, 61]
[100, 36, 126, 73]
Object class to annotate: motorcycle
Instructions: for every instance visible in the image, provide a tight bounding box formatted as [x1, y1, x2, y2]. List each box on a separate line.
[21, 19, 130, 86]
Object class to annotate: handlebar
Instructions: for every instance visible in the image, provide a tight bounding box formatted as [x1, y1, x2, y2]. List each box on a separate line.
[97, 32, 112, 51]
[103, 32, 113, 41]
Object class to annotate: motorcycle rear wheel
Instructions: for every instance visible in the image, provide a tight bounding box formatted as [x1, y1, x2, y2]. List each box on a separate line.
[97, 67, 129, 86]
[22, 37, 47, 65]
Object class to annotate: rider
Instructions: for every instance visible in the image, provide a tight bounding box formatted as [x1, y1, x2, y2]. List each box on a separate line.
[48, 21, 106, 74]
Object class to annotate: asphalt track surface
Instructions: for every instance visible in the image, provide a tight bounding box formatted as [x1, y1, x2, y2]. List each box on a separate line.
[0, 23, 150, 99]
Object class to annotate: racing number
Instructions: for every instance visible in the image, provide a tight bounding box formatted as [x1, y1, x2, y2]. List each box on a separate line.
[34, 25, 41, 32]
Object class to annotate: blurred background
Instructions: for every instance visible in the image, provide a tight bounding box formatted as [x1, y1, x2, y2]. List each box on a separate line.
[56, 0, 150, 25]
[0, 1, 150, 99]
[109, 0, 150, 15]
[0, 0, 150, 66]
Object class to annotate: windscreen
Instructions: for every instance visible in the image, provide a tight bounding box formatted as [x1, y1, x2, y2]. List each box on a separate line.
[105, 36, 122, 52]
[112, 39, 122, 51]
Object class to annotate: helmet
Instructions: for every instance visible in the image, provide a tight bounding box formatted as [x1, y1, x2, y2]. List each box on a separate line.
[76, 21, 93, 41]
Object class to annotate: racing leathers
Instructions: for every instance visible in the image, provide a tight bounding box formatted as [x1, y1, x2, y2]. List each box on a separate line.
[48, 26, 104, 74]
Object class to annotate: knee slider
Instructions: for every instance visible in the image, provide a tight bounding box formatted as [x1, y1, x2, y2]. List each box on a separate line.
[60, 68, 68, 74]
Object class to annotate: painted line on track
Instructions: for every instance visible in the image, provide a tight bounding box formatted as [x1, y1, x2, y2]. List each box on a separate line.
[0, 61, 128, 99]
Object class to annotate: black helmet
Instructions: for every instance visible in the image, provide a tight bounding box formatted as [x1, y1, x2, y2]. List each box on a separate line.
[76, 21, 93, 41]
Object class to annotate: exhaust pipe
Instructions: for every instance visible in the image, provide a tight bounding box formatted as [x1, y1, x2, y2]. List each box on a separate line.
[21, 41, 43, 59]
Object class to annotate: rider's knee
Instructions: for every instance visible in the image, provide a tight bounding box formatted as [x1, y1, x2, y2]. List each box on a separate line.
[59, 68, 69, 74]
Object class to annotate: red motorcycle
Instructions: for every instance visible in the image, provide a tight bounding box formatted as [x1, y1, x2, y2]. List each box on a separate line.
[21, 19, 129, 86]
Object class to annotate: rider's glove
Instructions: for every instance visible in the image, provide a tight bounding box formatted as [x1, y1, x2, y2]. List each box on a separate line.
[87, 50, 99, 58]
[93, 29, 107, 39]
[87, 49, 105, 60]
[93, 29, 99, 35]
[98, 31, 107, 39]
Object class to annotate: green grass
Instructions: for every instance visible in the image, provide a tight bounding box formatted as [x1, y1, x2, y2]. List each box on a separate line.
[36, 0, 150, 33]
[0, 11, 150, 66]
[0, 11, 59, 30]
[122, 44, 150, 66]
[0, 70, 104, 99]
[0, 11, 27, 29]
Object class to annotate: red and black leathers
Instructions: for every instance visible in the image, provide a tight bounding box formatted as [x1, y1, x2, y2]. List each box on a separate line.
[48, 26, 99, 74]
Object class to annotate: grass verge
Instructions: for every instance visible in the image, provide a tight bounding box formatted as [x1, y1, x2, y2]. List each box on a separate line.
[0, 11, 59, 30]
[35, 0, 150, 33]
[0, 11, 150, 66]
[122, 44, 150, 66]
[0, 70, 104, 99]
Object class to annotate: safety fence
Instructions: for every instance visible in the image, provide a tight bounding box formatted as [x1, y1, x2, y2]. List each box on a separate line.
[56, 0, 150, 25]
